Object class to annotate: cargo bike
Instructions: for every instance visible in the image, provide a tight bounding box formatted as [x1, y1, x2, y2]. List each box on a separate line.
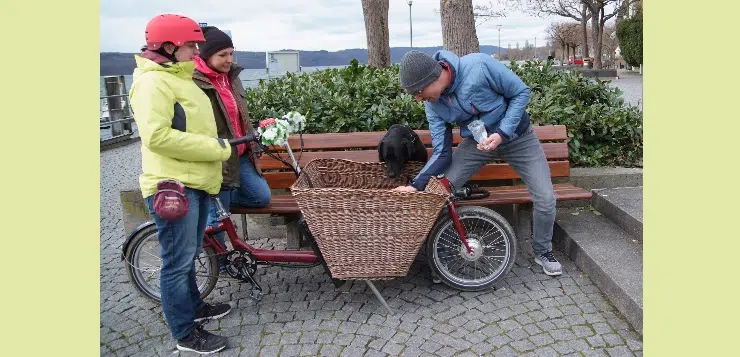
[122, 116, 518, 313]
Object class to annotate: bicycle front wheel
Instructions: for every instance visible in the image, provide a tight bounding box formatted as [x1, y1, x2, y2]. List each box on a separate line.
[123, 224, 220, 303]
[426, 206, 517, 291]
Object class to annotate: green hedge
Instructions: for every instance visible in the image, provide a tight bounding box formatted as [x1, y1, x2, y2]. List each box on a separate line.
[617, 10, 643, 67]
[245, 59, 642, 167]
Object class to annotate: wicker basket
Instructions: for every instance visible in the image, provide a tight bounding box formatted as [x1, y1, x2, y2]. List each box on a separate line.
[290, 158, 449, 280]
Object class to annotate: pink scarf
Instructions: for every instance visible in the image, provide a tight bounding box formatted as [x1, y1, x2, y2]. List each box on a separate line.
[194, 56, 246, 156]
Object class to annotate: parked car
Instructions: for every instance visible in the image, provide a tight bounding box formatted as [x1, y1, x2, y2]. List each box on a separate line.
[569, 55, 584, 65]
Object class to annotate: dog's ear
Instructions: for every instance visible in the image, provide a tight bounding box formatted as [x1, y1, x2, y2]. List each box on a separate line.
[378, 141, 385, 162]
[404, 139, 414, 160]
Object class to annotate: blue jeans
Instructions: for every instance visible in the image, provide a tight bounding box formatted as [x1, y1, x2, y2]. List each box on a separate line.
[144, 188, 210, 340]
[443, 127, 557, 255]
[207, 155, 272, 251]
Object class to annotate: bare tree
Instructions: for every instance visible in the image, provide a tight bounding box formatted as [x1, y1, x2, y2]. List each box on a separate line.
[440, 0, 481, 56]
[562, 22, 581, 62]
[582, 0, 635, 68]
[509, 0, 591, 58]
[601, 22, 619, 65]
[472, 1, 507, 28]
[361, 0, 391, 67]
[546, 22, 569, 63]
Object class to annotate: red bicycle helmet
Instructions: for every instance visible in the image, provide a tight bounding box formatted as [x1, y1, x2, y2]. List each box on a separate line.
[144, 14, 205, 50]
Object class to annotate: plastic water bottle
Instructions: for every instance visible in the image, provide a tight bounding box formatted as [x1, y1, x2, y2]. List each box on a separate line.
[467, 120, 489, 144]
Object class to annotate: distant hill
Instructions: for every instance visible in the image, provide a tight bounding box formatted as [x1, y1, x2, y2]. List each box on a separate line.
[100, 45, 508, 76]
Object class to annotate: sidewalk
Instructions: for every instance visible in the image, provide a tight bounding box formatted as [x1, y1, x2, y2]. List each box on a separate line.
[100, 142, 643, 357]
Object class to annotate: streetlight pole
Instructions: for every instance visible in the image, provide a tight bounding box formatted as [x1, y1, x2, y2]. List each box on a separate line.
[496, 24, 502, 60]
[407, 1, 413, 49]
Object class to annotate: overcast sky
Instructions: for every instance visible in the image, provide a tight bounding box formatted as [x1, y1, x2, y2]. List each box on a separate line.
[100, 0, 564, 53]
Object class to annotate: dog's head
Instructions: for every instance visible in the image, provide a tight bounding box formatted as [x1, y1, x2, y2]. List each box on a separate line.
[378, 135, 415, 179]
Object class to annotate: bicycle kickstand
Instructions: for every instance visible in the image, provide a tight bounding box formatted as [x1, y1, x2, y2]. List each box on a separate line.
[241, 271, 264, 301]
[365, 280, 393, 315]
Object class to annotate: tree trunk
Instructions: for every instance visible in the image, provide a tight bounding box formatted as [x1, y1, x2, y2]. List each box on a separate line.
[590, 7, 602, 69]
[361, 0, 391, 67]
[440, 0, 480, 56]
[561, 41, 566, 63]
[596, 8, 606, 69]
[580, 4, 590, 58]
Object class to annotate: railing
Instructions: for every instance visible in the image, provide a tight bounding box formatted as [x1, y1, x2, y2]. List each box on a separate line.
[100, 75, 136, 144]
[99, 72, 300, 147]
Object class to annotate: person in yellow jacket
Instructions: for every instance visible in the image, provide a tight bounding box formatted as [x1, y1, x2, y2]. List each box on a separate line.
[128, 14, 233, 355]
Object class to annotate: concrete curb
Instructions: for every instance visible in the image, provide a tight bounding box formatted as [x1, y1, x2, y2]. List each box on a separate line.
[554, 207, 643, 336]
[556, 167, 643, 191]
[592, 187, 643, 241]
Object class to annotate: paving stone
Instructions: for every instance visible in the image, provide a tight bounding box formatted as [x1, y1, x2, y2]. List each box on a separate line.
[259, 345, 281, 357]
[533, 346, 560, 357]
[317, 331, 337, 344]
[529, 332, 555, 347]
[587, 334, 608, 348]
[627, 338, 643, 351]
[363, 349, 388, 357]
[280, 344, 302, 357]
[320, 344, 343, 357]
[435, 346, 457, 357]
[506, 328, 529, 341]
[583, 349, 609, 357]
[488, 334, 512, 348]
[298, 344, 321, 356]
[510, 339, 537, 352]
[607, 345, 635, 357]
[550, 328, 577, 341]
[419, 340, 443, 354]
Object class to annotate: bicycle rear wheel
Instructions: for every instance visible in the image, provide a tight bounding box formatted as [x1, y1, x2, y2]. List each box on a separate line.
[426, 206, 517, 291]
[123, 224, 219, 303]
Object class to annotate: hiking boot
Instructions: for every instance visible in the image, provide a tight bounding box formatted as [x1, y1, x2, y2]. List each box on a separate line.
[194, 302, 232, 322]
[176, 325, 227, 354]
[534, 251, 563, 276]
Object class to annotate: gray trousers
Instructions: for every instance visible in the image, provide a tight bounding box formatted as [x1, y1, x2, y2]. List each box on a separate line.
[443, 127, 557, 255]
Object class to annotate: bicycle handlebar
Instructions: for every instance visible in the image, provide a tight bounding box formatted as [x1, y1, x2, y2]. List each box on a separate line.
[228, 132, 260, 146]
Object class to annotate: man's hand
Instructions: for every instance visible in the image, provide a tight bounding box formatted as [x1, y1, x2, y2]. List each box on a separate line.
[392, 185, 418, 193]
[477, 133, 503, 152]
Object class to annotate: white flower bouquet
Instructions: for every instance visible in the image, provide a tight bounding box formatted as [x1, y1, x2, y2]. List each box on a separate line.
[256, 111, 305, 146]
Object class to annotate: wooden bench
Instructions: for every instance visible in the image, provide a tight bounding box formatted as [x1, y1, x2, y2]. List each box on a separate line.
[232, 124, 592, 249]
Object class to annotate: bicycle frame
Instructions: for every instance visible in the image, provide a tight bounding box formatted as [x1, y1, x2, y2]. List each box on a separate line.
[203, 196, 318, 264]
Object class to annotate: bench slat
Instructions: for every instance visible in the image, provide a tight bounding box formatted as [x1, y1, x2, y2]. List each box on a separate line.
[258, 142, 569, 170]
[231, 183, 591, 214]
[259, 161, 570, 189]
[268, 125, 568, 151]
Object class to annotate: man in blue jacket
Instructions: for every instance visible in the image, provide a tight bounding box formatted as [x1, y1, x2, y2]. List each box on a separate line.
[392, 50, 561, 276]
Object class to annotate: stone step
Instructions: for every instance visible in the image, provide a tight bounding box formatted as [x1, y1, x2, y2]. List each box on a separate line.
[554, 207, 643, 336]
[592, 186, 643, 241]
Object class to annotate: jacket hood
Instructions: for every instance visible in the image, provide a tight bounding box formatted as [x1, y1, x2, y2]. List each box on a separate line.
[133, 54, 196, 81]
[432, 50, 462, 93]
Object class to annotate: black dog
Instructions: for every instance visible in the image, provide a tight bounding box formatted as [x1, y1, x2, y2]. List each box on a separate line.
[378, 124, 428, 178]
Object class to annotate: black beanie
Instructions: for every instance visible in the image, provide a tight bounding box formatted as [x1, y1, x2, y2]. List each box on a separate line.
[198, 26, 234, 60]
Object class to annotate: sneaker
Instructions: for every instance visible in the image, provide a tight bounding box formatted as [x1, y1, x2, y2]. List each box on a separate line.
[534, 251, 563, 276]
[176, 324, 228, 354]
[194, 303, 232, 322]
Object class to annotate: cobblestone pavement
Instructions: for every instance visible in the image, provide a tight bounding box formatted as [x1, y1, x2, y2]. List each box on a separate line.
[101, 143, 642, 356]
